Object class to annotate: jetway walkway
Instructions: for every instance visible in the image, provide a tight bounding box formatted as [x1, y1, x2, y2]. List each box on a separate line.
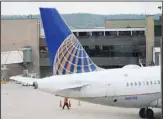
[1, 51, 24, 65]
[1, 49, 33, 81]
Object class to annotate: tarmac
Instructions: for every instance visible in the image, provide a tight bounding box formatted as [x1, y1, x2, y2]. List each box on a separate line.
[2, 82, 161, 119]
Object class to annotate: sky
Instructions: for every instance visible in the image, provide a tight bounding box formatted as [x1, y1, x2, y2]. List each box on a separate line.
[1, 2, 162, 15]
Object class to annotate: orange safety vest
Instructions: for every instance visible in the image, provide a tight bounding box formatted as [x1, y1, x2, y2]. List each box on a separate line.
[64, 98, 68, 103]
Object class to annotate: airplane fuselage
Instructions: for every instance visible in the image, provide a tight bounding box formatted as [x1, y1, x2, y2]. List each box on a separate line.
[36, 66, 161, 108]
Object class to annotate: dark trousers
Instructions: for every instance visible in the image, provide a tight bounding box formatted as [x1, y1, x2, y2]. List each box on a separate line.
[62, 103, 69, 109]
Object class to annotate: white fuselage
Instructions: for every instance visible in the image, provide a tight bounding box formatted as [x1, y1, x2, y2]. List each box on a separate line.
[36, 66, 161, 108]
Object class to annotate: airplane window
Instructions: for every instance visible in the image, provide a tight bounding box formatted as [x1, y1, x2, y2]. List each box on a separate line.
[138, 82, 141, 86]
[126, 83, 129, 87]
[135, 82, 137, 86]
[146, 81, 149, 85]
[150, 81, 153, 85]
[158, 80, 160, 84]
[154, 80, 157, 84]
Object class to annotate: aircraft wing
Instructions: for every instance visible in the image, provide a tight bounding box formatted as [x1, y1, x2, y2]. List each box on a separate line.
[9, 75, 39, 86]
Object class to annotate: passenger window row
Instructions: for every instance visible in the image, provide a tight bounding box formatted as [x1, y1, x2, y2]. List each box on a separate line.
[126, 80, 160, 87]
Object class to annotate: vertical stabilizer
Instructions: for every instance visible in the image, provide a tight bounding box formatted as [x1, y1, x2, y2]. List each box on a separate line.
[40, 8, 100, 75]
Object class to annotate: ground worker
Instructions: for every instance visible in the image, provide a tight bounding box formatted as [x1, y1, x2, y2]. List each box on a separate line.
[62, 97, 70, 109]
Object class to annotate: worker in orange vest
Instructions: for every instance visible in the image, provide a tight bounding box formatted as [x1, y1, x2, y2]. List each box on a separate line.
[62, 97, 70, 109]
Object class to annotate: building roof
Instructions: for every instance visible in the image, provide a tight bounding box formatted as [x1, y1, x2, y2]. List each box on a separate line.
[72, 28, 146, 32]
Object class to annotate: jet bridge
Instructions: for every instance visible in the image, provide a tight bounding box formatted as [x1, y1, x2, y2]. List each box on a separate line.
[1, 47, 32, 65]
[1, 51, 24, 65]
[1, 48, 32, 80]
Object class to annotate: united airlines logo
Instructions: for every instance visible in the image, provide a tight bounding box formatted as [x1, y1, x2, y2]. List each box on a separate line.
[53, 34, 99, 75]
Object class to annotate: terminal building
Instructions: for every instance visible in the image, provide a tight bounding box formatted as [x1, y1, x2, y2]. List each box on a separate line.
[1, 15, 162, 78]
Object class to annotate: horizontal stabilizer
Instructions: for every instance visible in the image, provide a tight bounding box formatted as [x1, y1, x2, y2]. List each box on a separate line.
[10, 75, 39, 85]
[55, 83, 88, 97]
[59, 83, 88, 91]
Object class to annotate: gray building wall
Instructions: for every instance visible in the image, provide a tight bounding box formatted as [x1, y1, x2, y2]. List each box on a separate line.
[1, 19, 40, 77]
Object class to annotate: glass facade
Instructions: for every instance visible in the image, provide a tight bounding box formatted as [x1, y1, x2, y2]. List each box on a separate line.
[39, 28, 147, 72]
[83, 45, 145, 58]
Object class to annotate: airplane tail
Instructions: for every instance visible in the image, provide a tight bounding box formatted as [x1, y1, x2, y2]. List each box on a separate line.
[40, 8, 101, 75]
